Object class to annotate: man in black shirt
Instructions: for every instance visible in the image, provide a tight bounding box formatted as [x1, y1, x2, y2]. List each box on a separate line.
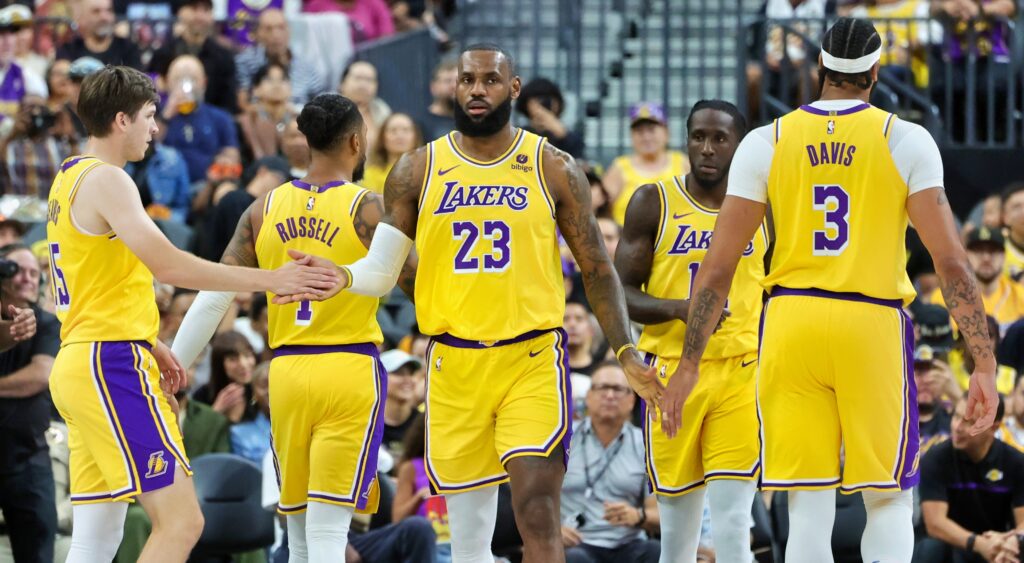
[918, 395, 1024, 562]
[0, 243, 61, 563]
[148, 0, 239, 114]
[55, 0, 142, 69]
[916, 345, 957, 455]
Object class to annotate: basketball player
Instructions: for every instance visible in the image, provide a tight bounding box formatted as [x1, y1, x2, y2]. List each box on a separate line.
[171, 94, 384, 562]
[662, 19, 998, 562]
[616, 100, 763, 562]
[290, 44, 662, 562]
[45, 66, 338, 563]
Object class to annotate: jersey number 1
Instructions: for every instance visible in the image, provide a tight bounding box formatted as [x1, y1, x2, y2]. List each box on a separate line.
[812, 184, 850, 256]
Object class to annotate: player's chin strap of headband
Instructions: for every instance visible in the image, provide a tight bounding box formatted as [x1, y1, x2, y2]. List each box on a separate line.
[820, 46, 882, 74]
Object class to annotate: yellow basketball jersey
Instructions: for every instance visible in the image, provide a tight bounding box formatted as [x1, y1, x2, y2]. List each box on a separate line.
[255, 180, 383, 348]
[415, 129, 563, 341]
[637, 176, 768, 361]
[611, 151, 690, 225]
[1005, 239, 1024, 281]
[763, 105, 916, 304]
[45, 156, 160, 345]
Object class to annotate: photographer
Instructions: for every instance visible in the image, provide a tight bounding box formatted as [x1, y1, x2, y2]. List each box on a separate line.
[515, 77, 585, 158]
[0, 94, 77, 198]
[0, 243, 60, 563]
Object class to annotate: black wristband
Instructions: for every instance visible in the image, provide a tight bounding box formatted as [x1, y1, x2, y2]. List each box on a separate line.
[635, 506, 646, 527]
[966, 533, 977, 553]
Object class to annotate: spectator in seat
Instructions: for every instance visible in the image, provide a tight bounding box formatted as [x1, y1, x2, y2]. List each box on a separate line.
[915, 344, 958, 454]
[55, 0, 141, 69]
[302, 0, 395, 44]
[235, 8, 326, 106]
[602, 102, 688, 225]
[847, 0, 936, 89]
[561, 362, 661, 563]
[149, 0, 239, 114]
[564, 300, 598, 377]
[233, 293, 269, 360]
[124, 116, 192, 223]
[929, 227, 1024, 338]
[392, 413, 452, 562]
[238, 62, 299, 161]
[1002, 183, 1024, 282]
[918, 395, 1024, 562]
[0, 94, 77, 198]
[338, 60, 391, 151]
[14, 16, 47, 85]
[0, 216, 24, 247]
[362, 112, 421, 193]
[380, 349, 424, 459]
[45, 60, 73, 114]
[0, 5, 48, 132]
[584, 165, 612, 220]
[418, 58, 457, 142]
[192, 331, 258, 424]
[160, 55, 240, 186]
[230, 361, 271, 464]
[1000, 318, 1024, 375]
[0, 243, 58, 563]
[281, 118, 310, 179]
[515, 77, 584, 158]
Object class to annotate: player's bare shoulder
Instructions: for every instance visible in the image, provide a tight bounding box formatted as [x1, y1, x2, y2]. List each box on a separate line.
[383, 144, 430, 209]
[539, 142, 590, 207]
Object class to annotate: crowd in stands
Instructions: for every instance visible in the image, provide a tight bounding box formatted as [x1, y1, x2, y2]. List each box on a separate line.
[0, 1, 1022, 562]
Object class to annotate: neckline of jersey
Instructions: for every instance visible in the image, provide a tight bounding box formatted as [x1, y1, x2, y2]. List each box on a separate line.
[445, 128, 525, 167]
[799, 102, 871, 116]
[291, 179, 347, 193]
[673, 176, 719, 215]
[61, 154, 98, 172]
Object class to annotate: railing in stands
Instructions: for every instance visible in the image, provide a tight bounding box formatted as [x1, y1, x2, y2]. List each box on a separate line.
[740, 16, 1021, 149]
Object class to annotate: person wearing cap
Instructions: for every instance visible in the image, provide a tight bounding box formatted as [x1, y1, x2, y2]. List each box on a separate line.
[915, 344, 958, 454]
[515, 77, 584, 159]
[603, 101, 689, 225]
[380, 349, 424, 457]
[148, 0, 239, 114]
[0, 4, 48, 132]
[665, 17, 997, 561]
[928, 227, 1024, 335]
[55, 0, 142, 69]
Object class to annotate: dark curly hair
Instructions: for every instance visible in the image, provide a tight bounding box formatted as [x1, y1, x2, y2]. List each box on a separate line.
[296, 93, 363, 152]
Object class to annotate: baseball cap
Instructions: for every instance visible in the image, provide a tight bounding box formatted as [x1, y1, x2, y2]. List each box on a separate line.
[965, 226, 1006, 250]
[380, 349, 423, 374]
[69, 57, 105, 81]
[629, 101, 667, 128]
[913, 344, 937, 367]
[915, 304, 954, 351]
[0, 4, 32, 32]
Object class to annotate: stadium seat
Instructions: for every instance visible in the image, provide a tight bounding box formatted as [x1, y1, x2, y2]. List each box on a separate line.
[190, 454, 275, 556]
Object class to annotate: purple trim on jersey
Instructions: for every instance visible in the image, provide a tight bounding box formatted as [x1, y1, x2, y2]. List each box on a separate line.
[798, 103, 871, 116]
[95, 341, 185, 496]
[896, 309, 921, 489]
[290, 179, 347, 193]
[771, 286, 903, 309]
[432, 328, 555, 349]
[271, 342, 379, 358]
[60, 155, 91, 173]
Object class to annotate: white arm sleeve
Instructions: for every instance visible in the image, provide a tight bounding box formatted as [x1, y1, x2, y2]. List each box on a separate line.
[889, 120, 944, 194]
[344, 222, 414, 297]
[170, 290, 235, 369]
[726, 125, 775, 203]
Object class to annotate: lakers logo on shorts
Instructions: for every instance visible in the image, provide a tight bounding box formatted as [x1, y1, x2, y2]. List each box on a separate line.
[146, 451, 168, 479]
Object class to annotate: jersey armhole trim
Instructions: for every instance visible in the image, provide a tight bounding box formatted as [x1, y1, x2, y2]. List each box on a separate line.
[535, 137, 556, 219]
[263, 188, 276, 217]
[773, 118, 781, 145]
[652, 182, 669, 250]
[883, 113, 896, 140]
[68, 160, 114, 238]
[349, 188, 370, 218]
[417, 143, 434, 214]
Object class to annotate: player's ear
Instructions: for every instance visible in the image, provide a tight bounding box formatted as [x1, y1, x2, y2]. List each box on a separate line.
[510, 76, 521, 100]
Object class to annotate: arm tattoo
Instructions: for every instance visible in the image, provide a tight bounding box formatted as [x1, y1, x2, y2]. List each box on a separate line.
[683, 287, 722, 362]
[552, 146, 634, 351]
[220, 202, 259, 267]
[353, 192, 385, 249]
[940, 273, 994, 363]
[382, 149, 425, 240]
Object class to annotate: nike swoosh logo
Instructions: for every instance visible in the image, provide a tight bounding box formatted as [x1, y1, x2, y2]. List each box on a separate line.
[741, 359, 756, 368]
[528, 349, 544, 358]
[438, 165, 460, 176]
[673, 212, 694, 220]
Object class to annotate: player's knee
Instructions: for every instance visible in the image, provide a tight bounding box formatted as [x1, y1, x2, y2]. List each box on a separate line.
[512, 492, 559, 538]
[153, 506, 204, 545]
[862, 489, 913, 512]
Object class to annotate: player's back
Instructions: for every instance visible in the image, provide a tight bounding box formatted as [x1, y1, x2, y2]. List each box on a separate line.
[764, 103, 916, 304]
[46, 155, 159, 345]
[256, 179, 383, 347]
[638, 176, 768, 361]
[415, 129, 564, 341]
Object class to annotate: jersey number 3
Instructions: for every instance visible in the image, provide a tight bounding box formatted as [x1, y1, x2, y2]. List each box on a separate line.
[812, 184, 850, 256]
[453, 220, 511, 273]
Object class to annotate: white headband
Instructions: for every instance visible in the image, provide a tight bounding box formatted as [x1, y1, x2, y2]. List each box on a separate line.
[821, 46, 881, 73]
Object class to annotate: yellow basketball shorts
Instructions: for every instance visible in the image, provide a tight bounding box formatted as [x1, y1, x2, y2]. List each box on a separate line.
[424, 328, 572, 494]
[50, 341, 192, 504]
[640, 351, 760, 495]
[758, 288, 919, 493]
[269, 343, 384, 515]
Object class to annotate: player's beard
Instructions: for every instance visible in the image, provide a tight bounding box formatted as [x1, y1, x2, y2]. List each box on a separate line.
[353, 156, 366, 183]
[454, 95, 512, 138]
[691, 165, 729, 192]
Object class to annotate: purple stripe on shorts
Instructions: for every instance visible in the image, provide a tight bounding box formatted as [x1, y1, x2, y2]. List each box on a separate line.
[350, 353, 387, 510]
[798, 103, 871, 116]
[771, 286, 903, 309]
[433, 328, 554, 349]
[98, 342, 179, 494]
[897, 309, 921, 489]
[271, 343, 380, 358]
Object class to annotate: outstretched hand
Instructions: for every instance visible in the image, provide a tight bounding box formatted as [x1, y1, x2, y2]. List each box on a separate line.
[269, 250, 343, 304]
[620, 350, 663, 419]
